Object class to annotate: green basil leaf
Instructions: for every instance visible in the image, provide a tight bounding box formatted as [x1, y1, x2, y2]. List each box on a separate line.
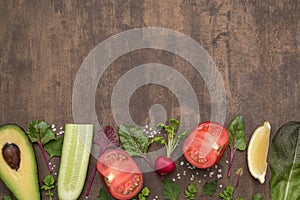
[119, 124, 151, 156]
[203, 179, 218, 196]
[44, 136, 64, 159]
[162, 178, 180, 200]
[97, 188, 112, 200]
[27, 120, 56, 144]
[227, 115, 246, 151]
[269, 121, 300, 200]
[253, 193, 263, 200]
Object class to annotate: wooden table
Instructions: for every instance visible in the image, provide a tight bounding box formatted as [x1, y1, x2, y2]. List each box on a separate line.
[1, 0, 300, 199]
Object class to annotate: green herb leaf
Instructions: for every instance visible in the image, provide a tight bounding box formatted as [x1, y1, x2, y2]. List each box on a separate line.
[236, 197, 246, 200]
[138, 193, 147, 200]
[97, 188, 112, 200]
[220, 185, 234, 200]
[269, 121, 300, 200]
[162, 178, 180, 200]
[227, 115, 246, 177]
[27, 120, 56, 144]
[119, 124, 152, 156]
[2, 195, 12, 200]
[44, 136, 64, 159]
[41, 174, 55, 200]
[203, 179, 218, 196]
[141, 186, 150, 196]
[41, 185, 54, 190]
[228, 115, 246, 151]
[42, 174, 55, 186]
[185, 182, 197, 200]
[253, 193, 263, 200]
[157, 118, 188, 158]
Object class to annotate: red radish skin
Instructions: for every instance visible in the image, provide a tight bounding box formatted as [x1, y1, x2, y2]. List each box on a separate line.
[155, 156, 176, 175]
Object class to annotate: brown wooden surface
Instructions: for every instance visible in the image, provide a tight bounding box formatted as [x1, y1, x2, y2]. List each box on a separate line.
[1, 0, 300, 199]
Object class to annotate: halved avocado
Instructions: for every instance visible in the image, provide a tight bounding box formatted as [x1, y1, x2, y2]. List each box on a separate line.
[0, 124, 40, 200]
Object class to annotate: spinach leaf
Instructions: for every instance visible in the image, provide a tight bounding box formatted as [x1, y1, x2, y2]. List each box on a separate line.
[269, 121, 300, 200]
[203, 179, 218, 196]
[227, 115, 246, 177]
[162, 178, 180, 200]
[119, 124, 152, 157]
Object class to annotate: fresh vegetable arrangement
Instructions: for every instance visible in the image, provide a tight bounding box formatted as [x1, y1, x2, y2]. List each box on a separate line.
[1, 116, 300, 199]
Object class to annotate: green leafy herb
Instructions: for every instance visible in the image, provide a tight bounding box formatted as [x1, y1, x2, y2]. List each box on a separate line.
[44, 136, 63, 159]
[157, 118, 188, 158]
[203, 179, 218, 197]
[236, 197, 246, 200]
[119, 124, 153, 156]
[27, 120, 56, 173]
[220, 185, 234, 200]
[227, 115, 246, 177]
[2, 196, 12, 200]
[253, 193, 263, 200]
[162, 178, 180, 200]
[97, 188, 112, 200]
[235, 168, 243, 188]
[40, 174, 55, 200]
[119, 124, 162, 167]
[134, 186, 150, 200]
[185, 182, 197, 200]
[269, 121, 300, 200]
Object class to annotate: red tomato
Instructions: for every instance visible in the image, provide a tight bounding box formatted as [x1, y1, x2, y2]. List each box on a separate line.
[97, 149, 143, 200]
[183, 121, 229, 168]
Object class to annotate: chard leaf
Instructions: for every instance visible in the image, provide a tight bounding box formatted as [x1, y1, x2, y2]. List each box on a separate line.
[228, 115, 246, 151]
[27, 120, 56, 144]
[270, 121, 300, 200]
[94, 126, 120, 156]
[162, 178, 180, 200]
[119, 124, 151, 157]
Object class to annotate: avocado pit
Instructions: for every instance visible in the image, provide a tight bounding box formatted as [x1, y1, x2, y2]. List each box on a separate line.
[2, 143, 21, 171]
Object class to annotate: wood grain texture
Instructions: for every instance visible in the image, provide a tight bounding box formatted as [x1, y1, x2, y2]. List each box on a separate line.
[1, 0, 300, 199]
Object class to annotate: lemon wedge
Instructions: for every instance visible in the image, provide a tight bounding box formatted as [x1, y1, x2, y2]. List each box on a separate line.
[247, 121, 271, 184]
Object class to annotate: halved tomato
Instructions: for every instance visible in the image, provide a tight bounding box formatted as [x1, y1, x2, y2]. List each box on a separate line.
[183, 121, 229, 168]
[97, 149, 143, 200]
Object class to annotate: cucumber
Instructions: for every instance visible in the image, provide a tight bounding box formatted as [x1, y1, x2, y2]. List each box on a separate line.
[58, 124, 93, 200]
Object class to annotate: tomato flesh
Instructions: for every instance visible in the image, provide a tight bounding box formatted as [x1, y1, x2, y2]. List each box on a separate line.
[97, 149, 143, 200]
[183, 121, 229, 168]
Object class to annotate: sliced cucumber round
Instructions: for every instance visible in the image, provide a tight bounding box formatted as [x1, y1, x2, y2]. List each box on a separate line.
[58, 124, 93, 200]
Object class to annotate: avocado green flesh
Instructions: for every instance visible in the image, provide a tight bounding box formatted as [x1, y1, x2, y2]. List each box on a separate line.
[0, 124, 40, 200]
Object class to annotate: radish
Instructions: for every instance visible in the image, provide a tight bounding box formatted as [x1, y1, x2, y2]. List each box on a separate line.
[155, 156, 176, 175]
[155, 118, 187, 175]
